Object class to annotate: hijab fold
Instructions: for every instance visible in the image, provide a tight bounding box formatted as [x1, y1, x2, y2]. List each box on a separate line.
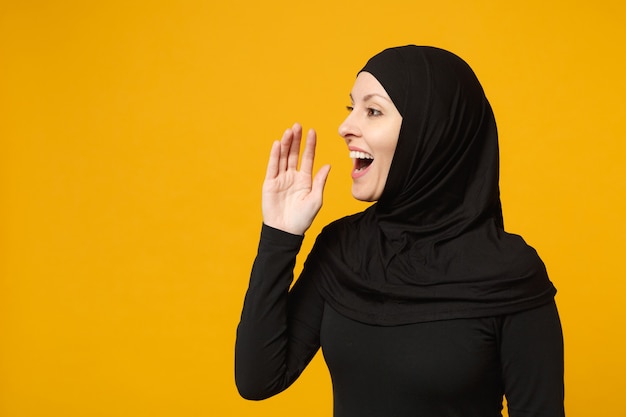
[309, 46, 556, 326]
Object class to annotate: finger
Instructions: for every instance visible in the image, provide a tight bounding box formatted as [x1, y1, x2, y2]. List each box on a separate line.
[265, 140, 281, 180]
[300, 128, 317, 175]
[278, 128, 293, 172]
[287, 123, 302, 170]
[311, 164, 331, 199]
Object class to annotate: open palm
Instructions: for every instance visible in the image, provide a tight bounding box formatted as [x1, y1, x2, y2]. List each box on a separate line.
[262, 123, 331, 235]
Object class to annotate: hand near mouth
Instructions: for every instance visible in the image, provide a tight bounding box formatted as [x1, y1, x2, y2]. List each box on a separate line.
[262, 123, 331, 236]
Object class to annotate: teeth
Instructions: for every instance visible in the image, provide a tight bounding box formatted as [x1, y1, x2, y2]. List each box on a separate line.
[349, 151, 374, 160]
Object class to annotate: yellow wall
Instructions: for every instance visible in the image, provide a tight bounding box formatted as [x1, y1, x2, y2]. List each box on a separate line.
[1, 1, 624, 416]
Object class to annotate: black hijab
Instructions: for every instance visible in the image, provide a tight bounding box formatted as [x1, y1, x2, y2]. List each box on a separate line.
[308, 45, 556, 325]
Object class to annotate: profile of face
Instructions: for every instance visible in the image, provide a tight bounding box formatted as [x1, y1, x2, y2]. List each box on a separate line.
[339, 71, 402, 202]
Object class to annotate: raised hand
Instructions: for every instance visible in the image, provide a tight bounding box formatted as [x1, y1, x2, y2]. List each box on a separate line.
[262, 123, 331, 236]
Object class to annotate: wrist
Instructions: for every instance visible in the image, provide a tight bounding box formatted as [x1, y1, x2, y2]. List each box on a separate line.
[262, 221, 305, 236]
[263, 221, 305, 238]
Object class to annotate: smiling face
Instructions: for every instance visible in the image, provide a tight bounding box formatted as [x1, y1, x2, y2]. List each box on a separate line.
[339, 71, 402, 202]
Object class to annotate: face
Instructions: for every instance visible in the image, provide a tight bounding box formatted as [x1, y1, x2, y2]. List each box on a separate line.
[339, 71, 402, 202]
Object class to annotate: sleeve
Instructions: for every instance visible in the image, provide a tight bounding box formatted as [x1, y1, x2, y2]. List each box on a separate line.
[500, 301, 565, 417]
[235, 224, 325, 400]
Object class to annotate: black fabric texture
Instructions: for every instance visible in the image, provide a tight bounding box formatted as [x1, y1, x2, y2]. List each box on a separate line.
[235, 46, 564, 415]
[309, 45, 557, 325]
[235, 225, 565, 416]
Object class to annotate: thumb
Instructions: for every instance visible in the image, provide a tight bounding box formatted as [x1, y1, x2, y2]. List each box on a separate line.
[311, 164, 331, 197]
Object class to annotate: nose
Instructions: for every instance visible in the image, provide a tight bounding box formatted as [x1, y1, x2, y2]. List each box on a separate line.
[338, 111, 360, 142]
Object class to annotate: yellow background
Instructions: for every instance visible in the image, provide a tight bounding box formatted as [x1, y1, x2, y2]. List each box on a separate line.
[1, 1, 625, 416]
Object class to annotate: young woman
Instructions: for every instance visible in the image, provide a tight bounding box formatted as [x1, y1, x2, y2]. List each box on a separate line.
[235, 45, 565, 417]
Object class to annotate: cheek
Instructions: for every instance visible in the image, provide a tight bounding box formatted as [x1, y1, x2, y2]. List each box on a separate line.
[380, 155, 395, 180]
[369, 122, 401, 174]
[377, 135, 399, 181]
[383, 133, 400, 167]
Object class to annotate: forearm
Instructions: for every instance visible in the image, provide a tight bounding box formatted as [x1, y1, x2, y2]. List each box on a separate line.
[235, 224, 319, 400]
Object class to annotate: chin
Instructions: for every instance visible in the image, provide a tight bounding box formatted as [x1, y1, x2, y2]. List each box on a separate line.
[351, 187, 378, 202]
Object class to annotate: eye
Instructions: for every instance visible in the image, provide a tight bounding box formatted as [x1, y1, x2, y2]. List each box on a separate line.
[346, 105, 354, 112]
[367, 108, 382, 117]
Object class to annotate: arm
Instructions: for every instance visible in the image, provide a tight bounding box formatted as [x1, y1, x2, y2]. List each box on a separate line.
[235, 224, 325, 400]
[235, 124, 330, 400]
[501, 301, 565, 417]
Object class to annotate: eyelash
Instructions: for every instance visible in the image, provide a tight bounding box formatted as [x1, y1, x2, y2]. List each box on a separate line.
[346, 106, 382, 117]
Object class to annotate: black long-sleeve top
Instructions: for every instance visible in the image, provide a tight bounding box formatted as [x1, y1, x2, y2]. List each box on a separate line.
[235, 225, 565, 417]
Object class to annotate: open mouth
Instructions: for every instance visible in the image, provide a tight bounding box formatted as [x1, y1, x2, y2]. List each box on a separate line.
[350, 150, 374, 173]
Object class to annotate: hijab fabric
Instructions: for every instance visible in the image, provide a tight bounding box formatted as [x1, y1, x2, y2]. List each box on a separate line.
[309, 45, 556, 325]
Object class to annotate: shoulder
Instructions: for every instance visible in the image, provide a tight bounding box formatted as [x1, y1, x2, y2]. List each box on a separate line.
[318, 210, 368, 239]
[308, 209, 374, 260]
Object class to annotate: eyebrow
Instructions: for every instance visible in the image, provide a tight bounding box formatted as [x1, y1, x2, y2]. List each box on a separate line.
[349, 93, 393, 103]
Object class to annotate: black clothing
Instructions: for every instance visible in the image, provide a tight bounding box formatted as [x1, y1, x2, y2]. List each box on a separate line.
[235, 225, 565, 417]
[235, 46, 564, 415]
[312, 46, 557, 325]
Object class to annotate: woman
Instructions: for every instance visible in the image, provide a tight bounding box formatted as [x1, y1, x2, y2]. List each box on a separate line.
[235, 45, 564, 417]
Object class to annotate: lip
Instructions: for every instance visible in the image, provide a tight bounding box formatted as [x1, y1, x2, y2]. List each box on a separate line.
[351, 162, 372, 179]
[349, 146, 374, 179]
[348, 146, 370, 153]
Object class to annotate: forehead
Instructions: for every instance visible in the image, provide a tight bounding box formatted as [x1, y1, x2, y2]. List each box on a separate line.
[351, 72, 392, 101]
